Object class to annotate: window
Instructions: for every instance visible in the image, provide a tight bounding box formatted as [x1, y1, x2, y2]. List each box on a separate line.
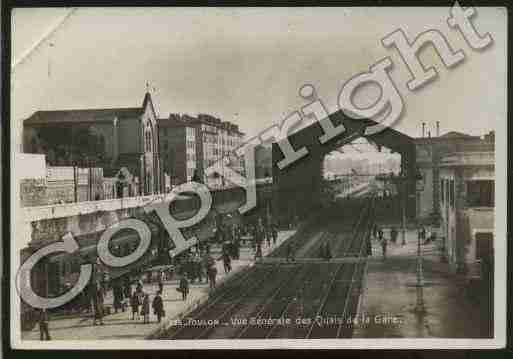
[466, 180, 494, 207]
[449, 179, 455, 208]
[475, 232, 493, 260]
[440, 180, 444, 203]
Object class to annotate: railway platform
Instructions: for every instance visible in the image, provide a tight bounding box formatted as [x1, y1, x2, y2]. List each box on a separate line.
[20, 230, 296, 341]
[353, 229, 492, 338]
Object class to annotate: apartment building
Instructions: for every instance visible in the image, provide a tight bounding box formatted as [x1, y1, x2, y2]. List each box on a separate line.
[158, 113, 244, 190]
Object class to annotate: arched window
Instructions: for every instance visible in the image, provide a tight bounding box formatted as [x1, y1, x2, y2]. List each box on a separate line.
[145, 123, 153, 153]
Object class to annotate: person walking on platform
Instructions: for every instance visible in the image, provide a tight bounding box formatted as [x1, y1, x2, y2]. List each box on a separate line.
[152, 290, 164, 323]
[112, 280, 124, 314]
[233, 237, 240, 260]
[418, 225, 426, 244]
[390, 227, 398, 244]
[184, 256, 196, 284]
[377, 227, 384, 243]
[177, 276, 189, 301]
[381, 237, 388, 260]
[157, 270, 164, 293]
[140, 293, 150, 324]
[271, 224, 278, 246]
[130, 291, 140, 320]
[203, 253, 214, 281]
[123, 276, 131, 300]
[266, 228, 272, 248]
[194, 253, 204, 283]
[136, 277, 143, 294]
[38, 309, 51, 341]
[207, 265, 218, 289]
[221, 250, 232, 273]
[92, 283, 105, 326]
[255, 241, 263, 260]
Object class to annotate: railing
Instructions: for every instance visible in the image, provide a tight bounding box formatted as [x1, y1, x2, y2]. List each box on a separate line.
[22, 194, 167, 222]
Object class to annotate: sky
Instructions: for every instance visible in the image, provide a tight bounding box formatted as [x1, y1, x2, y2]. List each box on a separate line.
[11, 7, 507, 154]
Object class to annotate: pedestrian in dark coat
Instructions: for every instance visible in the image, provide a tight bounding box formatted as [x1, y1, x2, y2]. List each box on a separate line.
[271, 225, 278, 245]
[123, 277, 131, 299]
[113, 281, 124, 313]
[390, 227, 398, 244]
[381, 237, 388, 260]
[194, 254, 204, 283]
[255, 242, 263, 259]
[152, 291, 164, 323]
[92, 284, 104, 326]
[38, 309, 51, 341]
[221, 251, 231, 273]
[177, 277, 189, 300]
[233, 238, 240, 259]
[130, 291, 140, 320]
[419, 226, 426, 243]
[377, 228, 384, 242]
[136, 278, 143, 294]
[141, 293, 150, 323]
[207, 266, 217, 289]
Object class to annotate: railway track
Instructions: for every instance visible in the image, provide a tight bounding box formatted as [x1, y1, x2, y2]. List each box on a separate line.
[160, 196, 375, 339]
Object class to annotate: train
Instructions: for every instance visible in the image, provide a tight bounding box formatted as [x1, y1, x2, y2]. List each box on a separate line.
[19, 192, 241, 331]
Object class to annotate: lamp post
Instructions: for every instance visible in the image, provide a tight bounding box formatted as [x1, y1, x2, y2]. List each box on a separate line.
[401, 178, 407, 246]
[414, 169, 425, 313]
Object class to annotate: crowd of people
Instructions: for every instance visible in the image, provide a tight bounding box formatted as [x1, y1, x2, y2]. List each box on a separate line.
[37, 216, 284, 340]
[369, 223, 435, 260]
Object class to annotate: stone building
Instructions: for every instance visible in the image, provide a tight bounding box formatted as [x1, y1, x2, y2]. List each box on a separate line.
[23, 92, 162, 196]
[158, 113, 244, 190]
[158, 114, 198, 189]
[416, 131, 494, 272]
[415, 131, 492, 222]
[439, 146, 494, 273]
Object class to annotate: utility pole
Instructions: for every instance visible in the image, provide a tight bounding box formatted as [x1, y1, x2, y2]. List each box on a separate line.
[401, 178, 407, 246]
[73, 163, 78, 202]
[415, 223, 426, 313]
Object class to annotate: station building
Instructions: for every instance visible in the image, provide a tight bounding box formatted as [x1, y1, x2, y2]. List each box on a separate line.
[23, 92, 162, 197]
[439, 147, 494, 273]
[415, 131, 495, 273]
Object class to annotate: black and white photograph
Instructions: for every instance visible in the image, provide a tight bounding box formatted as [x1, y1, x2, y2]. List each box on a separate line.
[8, 5, 507, 349]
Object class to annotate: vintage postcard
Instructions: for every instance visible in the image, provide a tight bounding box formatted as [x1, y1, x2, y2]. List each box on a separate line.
[8, 6, 507, 349]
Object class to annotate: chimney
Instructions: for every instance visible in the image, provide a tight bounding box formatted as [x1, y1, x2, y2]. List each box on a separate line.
[436, 121, 440, 137]
[422, 122, 426, 138]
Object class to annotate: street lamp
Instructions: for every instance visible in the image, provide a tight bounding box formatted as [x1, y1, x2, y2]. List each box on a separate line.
[401, 177, 407, 246]
[414, 169, 425, 313]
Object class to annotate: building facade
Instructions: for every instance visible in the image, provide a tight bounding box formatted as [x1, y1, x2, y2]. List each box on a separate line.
[23, 92, 162, 196]
[415, 131, 493, 222]
[158, 113, 244, 190]
[415, 131, 494, 273]
[158, 114, 198, 188]
[439, 150, 494, 273]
